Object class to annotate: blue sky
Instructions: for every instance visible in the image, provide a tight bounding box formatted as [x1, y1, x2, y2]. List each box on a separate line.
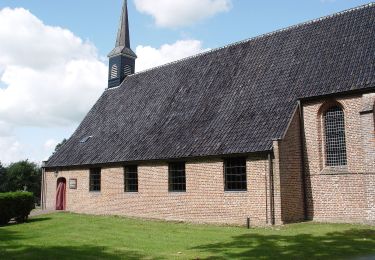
[0, 0, 372, 164]
[1, 0, 372, 56]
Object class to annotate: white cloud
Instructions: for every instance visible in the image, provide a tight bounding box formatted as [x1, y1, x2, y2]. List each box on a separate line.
[0, 136, 24, 165]
[0, 121, 13, 136]
[0, 7, 107, 164]
[0, 8, 107, 127]
[44, 139, 58, 151]
[135, 40, 210, 72]
[134, 0, 232, 28]
[0, 7, 211, 164]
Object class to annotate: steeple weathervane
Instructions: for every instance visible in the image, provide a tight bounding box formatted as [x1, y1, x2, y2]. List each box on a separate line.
[108, 0, 137, 89]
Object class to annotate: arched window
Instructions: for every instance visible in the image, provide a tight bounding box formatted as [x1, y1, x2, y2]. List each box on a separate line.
[324, 106, 347, 166]
[110, 64, 118, 79]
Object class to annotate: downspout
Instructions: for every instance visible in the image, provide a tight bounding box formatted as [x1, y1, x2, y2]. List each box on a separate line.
[41, 161, 46, 210]
[268, 152, 275, 225]
[297, 101, 308, 220]
[264, 159, 268, 225]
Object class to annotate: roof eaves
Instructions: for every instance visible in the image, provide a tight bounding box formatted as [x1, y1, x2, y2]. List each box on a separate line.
[299, 86, 375, 103]
[44, 149, 273, 169]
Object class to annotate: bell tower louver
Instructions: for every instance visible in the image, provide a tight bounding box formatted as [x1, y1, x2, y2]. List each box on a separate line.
[108, 0, 137, 88]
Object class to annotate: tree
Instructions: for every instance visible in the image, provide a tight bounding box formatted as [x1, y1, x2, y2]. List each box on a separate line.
[5, 160, 41, 200]
[54, 138, 67, 153]
[0, 162, 7, 192]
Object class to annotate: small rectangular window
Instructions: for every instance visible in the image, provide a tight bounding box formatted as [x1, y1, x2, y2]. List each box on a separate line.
[124, 165, 138, 192]
[79, 136, 92, 143]
[168, 162, 186, 192]
[224, 158, 247, 191]
[89, 168, 101, 192]
[69, 179, 77, 189]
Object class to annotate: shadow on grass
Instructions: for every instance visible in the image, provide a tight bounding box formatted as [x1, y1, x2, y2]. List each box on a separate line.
[0, 245, 149, 260]
[27, 217, 52, 223]
[1, 217, 374, 260]
[191, 229, 375, 260]
[0, 217, 52, 227]
[0, 228, 160, 260]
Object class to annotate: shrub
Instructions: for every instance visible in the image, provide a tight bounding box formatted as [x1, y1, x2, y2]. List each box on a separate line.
[0, 192, 35, 225]
[0, 193, 13, 225]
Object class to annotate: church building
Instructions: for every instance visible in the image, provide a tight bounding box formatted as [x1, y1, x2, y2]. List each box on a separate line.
[41, 1, 375, 226]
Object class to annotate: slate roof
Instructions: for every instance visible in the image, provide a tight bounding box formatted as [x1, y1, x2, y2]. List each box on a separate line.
[46, 3, 375, 168]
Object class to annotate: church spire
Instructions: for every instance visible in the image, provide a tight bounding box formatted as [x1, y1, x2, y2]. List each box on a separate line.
[116, 0, 131, 49]
[108, 0, 137, 88]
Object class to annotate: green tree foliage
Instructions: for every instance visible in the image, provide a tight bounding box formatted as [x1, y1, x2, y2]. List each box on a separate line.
[0, 162, 7, 192]
[55, 138, 67, 152]
[5, 160, 41, 200]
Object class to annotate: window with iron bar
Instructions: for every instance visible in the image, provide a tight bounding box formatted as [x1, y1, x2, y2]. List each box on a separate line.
[224, 157, 247, 191]
[124, 165, 138, 192]
[89, 168, 101, 192]
[324, 106, 347, 167]
[168, 162, 186, 192]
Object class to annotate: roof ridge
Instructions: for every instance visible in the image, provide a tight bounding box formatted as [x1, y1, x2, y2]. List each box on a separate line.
[108, 2, 375, 90]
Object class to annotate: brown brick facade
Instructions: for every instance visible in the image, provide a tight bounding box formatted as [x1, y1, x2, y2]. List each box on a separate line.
[43, 92, 374, 226]
[274, 108, 305, 224]
[44, 157, 275, 226]
[303, 93, 375, 224]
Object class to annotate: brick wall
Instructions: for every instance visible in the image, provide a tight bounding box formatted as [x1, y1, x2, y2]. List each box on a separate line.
[43, 91, 374, 226]
[303, 93, 375, 224]
[274, 108, 305, 224]
[45, 157, 271, 226]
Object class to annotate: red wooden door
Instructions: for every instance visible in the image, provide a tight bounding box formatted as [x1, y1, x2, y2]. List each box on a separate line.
[56, 178, 66, 210]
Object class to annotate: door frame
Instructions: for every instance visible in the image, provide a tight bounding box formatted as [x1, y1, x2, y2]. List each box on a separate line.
[56, 177, 66, 210]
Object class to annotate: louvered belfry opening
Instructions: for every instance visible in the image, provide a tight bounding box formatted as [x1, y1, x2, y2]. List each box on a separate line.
[324, 106, 347, 167]
[124, 65, 132, 76]
[107, 0, 137, 88]
[111, 64, 118, 79]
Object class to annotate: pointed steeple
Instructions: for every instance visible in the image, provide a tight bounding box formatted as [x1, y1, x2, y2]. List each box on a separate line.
[108, 0, 137, 58]
[108, 0, 137, 88]
[116, 0, 131, 48]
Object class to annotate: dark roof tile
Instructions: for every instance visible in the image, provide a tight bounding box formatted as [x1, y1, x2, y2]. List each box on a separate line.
[47, 3, 375, 167]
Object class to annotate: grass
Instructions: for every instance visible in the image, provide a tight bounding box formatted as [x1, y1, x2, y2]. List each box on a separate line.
[0, 213, 374, 259]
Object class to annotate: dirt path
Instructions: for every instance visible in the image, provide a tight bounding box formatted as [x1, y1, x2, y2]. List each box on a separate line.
[29, 209, 56, 217]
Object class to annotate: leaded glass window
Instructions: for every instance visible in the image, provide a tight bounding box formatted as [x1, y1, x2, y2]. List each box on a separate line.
[89, 168, 101, 192]
[168, 162, 186, 192]
[324, 106, 347, 166]
[124, 165, 138, 192]
[224, 158, 247, 191]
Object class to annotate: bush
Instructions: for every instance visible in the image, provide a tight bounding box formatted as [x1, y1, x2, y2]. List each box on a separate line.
[0, 192, 35, 225]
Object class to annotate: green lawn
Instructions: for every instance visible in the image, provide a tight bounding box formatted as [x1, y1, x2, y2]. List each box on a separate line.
[0, 213, 374, 259]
